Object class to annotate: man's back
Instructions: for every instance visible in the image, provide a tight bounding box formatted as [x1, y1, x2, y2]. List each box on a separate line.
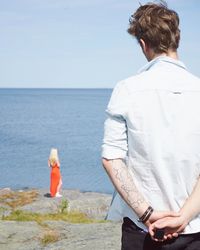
[104, 56, 200, 233]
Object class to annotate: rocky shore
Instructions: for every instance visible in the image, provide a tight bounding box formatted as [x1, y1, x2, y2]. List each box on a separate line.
[0, 188, 121, 250]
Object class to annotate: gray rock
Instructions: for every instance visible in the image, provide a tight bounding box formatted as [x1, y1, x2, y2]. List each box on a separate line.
[0, 188, 12, 196]
[0, 221, 43, 250]
[42, 221, 121, 250]
[21, 189, 112, 220]
[0, 189, 122, 250]
[0, 219, 121, 250]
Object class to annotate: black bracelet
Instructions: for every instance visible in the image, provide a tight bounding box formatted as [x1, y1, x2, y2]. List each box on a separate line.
[138, 206, 154, 223]
[142, 206, 153, 223]
[138, 206, 152, 222]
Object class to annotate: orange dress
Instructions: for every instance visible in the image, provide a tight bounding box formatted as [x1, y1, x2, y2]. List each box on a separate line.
[50, 163, 61, 197]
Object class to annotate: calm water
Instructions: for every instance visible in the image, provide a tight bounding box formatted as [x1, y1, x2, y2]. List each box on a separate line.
[0, 88, 114, 194]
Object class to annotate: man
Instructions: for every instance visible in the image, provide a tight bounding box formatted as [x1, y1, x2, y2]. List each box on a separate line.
[102, 2, 200, 250]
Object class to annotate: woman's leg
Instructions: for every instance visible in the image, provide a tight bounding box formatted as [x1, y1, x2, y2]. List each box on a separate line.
[56, 178, 62, 194]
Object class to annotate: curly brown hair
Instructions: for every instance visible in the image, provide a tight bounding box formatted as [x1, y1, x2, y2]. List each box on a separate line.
[128, 2, 180, 53]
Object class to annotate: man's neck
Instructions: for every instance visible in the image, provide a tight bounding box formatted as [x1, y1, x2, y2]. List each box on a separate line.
[146, 49, 178, 62]
[165, 50, 178, 60]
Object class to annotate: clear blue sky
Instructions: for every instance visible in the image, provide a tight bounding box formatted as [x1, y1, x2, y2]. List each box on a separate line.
[0, 0, 200, 88]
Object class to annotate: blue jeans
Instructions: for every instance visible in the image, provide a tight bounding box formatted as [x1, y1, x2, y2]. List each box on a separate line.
[121, 217, 200, 250]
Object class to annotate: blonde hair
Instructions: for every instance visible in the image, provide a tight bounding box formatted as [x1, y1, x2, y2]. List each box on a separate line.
[49, 148, 59, 167]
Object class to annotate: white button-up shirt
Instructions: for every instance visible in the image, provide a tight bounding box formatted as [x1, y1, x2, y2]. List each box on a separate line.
[102, 56, 200, 234]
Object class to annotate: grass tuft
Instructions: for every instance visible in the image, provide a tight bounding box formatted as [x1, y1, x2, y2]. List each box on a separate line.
[58, 199, 69, 213]
[2, 209, 106, 224]
[40, 230, 60, 246]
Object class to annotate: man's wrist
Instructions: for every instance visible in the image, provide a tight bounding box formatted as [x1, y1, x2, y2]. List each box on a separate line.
[179, 209, 191, 225]
[138, 206, 154, 223]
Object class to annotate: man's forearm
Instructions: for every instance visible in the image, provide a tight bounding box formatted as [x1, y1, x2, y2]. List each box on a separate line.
[102, 158, 149, 217]
[180, 176, 200, 222]
[150, 176, 200, 236]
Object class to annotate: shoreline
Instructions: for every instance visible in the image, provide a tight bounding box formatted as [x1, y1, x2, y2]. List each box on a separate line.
[0, 188, 113, 219]
[0, 186, 113, 195]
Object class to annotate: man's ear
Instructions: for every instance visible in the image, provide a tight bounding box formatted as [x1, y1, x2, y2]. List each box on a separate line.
[139, 39, 146, 53]
[139, 39, 152, 61]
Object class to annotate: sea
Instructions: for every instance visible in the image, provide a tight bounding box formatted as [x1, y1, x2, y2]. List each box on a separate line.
[0, 88, 114, 194]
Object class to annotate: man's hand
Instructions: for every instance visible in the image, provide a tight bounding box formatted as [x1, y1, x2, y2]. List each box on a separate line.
[144, 211, 181, 241]
[148, 176, 200, 241]
[148, 215, 188, 241]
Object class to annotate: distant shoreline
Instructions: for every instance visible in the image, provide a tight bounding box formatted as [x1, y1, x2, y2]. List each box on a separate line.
[0, 87, 113, 90]
[0, 186, 113, 195]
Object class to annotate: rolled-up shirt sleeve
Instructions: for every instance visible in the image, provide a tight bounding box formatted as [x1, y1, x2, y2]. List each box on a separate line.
[102, 81, 129, 159]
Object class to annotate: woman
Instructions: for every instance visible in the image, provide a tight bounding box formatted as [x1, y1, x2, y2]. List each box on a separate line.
[48, 148, 62, 198]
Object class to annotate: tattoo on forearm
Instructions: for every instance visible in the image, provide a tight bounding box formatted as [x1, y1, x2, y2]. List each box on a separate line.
[111, 159, 145, 209]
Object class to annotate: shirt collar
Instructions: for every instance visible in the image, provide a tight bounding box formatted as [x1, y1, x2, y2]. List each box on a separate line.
[138, 56, 187, 73]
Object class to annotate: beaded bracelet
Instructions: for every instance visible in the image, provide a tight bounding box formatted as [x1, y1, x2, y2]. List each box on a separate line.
[138, 206, 154, 223]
